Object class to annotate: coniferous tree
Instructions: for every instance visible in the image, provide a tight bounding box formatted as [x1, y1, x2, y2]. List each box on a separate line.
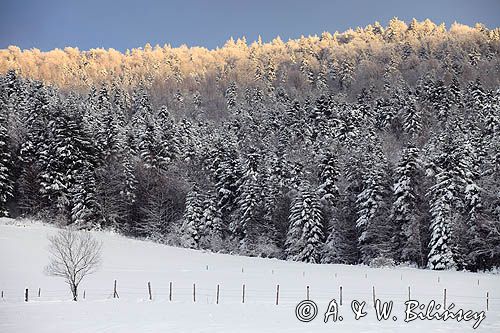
[50, 97, 98, 225]
[211, 141, 242, 217]
[355, 136, 392, 264]
[199, 192, 224, 249]
[119, 147, 138, 208]
[129, 86, 151, 149]
[38, 96, 97, 218]
[454, 125, 486, 269]
[225, 82, 238, 112]
[391, 145, 425, 266]
[138, 119, 169, 171]
[0, 98, 13, 216]
[402, 93, 422, 137]
[285, 182, 324, 263]
[18, 82, 54, 213]
[181, 186, 204, 249]
[70, 165, 99, 228]
[111, 83, 131, 126]
[156, 106, 179, 163]
[427, 135, 466, 270]
[231, 152, 262, 249]
[317, 150, 339, 205]
[99, 106, 123, 162]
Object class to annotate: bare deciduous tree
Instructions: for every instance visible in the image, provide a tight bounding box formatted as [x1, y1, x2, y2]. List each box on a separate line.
[45, 228, 102, 301]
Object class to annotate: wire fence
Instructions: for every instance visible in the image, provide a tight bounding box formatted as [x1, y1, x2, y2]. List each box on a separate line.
[0, 282, 496, 311]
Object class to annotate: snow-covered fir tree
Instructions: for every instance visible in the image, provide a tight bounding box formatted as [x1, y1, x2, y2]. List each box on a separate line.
[391, 145, 425, 266]
[138, 119, 169, 171]
[225, 82, 238, 112]
[181, 186, 204, 249]
[155, 106, 179, 163]
[0, 98, 13, 216]
[285, 182, 324, 263]
[355, 135, 392, 264]
[317, 150, 339, 205]
[37, 95, 98, 220]
[199, 192, 224, 249]
[427, 134, 466, 270]
[231, 152, 262, 249]
[402, 93, 422, 137]
[70, 165, 99, 228]
[210, 141, 242, 216]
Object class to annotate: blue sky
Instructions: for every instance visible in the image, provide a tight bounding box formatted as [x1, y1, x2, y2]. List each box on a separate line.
[1, 0, 499, 51]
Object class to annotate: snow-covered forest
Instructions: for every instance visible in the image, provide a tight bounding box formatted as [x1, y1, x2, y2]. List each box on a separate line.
[0, 19, 500, 271]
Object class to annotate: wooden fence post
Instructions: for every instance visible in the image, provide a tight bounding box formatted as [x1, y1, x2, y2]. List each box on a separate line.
[216, 284, 219, 304]
[1, 290, 3, 299]
[276, 285, 280, 305]
[242, 284, 245, 304]
[486, 292, 489, 311]
[38, 288, 41, 297]
[340, 286, 343, 306]
[444, 288, 447, 308]
[148, 282, 152, 301]
[306, 285, 310, 300]
[193, 283, 196, 303]
[83, 290, 86, 299]
[25, 288, 28, 302]
[169, 282, 172, 301]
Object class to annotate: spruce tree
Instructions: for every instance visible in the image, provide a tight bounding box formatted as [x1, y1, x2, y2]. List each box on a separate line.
[402, 93, 422, 137]
[225, 82, 238, 112]
[181, 186, 204, 249]
[199, 192, 224, 249]
[0, 99, 13, 216]
[138, 119, 169, 171]
[391, 145, 425, 266]
[70, 165, 99, 228]
[355, 137, 392, 264]
[119, 147, 138, 206]
[231, 152, 262, 248]
[16, 82, 52, 212]
[111, 83, 131, 125]
[210, 141, 242, 216]
[156, 106, 179, 163]
[52, 96, 98, 225]
[427, 135, 465, 270]
[285, 182, 324, 263]
[317, 150, 339, 205]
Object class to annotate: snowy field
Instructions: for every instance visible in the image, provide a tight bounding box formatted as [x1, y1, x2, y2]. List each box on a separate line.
[0, 218, 499, 332]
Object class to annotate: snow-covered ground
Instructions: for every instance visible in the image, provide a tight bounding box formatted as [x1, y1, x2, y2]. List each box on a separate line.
[0, 218, 499, 332]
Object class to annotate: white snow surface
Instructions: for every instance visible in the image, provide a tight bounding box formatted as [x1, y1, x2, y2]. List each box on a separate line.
[0, 217, 499, 332]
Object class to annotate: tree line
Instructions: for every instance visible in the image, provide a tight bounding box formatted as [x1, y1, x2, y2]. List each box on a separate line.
[0, 19, 499, 271]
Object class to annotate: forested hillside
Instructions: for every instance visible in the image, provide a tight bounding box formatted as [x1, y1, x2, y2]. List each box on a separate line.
[0, 19, 499, 271]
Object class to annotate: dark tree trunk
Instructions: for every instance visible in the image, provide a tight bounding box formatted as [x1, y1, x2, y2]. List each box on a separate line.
[71, 284, 78, 301]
